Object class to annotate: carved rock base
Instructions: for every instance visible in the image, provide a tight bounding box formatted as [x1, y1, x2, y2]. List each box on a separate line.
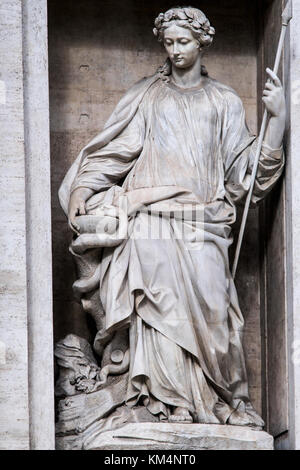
[57, 422, 273, 450]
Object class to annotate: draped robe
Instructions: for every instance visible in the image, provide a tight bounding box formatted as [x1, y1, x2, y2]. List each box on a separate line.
[59, 73, 284, 424]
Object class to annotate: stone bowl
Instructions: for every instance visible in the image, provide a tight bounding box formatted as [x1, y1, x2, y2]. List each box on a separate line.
[74, 215, 119, 235]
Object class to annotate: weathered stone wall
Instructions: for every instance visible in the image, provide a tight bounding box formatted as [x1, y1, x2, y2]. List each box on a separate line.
[0, 0, 54, 450]
[48, 0, 261, 413]
[0, 0, 30, 450]
[257, 0, 289, 439]
[278, 0, 300, 451]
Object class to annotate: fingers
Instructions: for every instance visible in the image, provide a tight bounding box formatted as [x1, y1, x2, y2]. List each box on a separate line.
[68, 218, 80, 236]
[68, 217, 80, 235]
[79, 201, 86, 215]
[68, 207, 80, 235]
[263, 80, 276, 97]
[262, 93, 275, 103]
[264, 82, 275, 91]
[68, 197, 86, 234]
[262, 87, 283, 99]
[262, 81, 283, 101]
[266, 67, 282, 87]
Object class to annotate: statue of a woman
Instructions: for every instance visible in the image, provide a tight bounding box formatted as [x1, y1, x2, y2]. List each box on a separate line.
[58, 7, 285, 428]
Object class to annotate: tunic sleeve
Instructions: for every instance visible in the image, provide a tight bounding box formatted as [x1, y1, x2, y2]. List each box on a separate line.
[222, 91, 284, 204]
[70, 104, 145, 194]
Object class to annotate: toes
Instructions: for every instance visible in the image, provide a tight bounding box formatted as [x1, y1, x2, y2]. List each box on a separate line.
[169, 415, 193, 423]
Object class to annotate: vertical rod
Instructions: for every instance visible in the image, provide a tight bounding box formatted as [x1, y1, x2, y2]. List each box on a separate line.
[232, 25, 287, 279]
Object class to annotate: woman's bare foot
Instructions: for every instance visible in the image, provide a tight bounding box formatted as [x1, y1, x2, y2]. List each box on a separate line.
[169, 407, 193, 424]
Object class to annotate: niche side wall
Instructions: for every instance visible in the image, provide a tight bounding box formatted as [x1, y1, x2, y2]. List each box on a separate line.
[258, 0, 288, 438]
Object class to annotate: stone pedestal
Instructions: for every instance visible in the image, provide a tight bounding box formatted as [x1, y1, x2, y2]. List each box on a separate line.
[57, 423, 273, 451]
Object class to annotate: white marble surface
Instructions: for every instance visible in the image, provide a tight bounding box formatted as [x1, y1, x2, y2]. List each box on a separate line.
[84, 423, 273, 450]
[0, 0, 30, 450]
[22, 0, 55, 450]
[282, 0, 300, 451]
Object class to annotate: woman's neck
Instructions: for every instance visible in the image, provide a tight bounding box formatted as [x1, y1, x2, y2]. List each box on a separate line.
[171, 54, 203, 89]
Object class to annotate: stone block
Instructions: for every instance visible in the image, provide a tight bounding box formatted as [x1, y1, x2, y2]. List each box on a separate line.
[84, 423, 273, 450]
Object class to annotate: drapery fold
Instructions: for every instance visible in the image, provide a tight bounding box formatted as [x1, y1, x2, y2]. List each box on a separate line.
[60, 74, 284, 425]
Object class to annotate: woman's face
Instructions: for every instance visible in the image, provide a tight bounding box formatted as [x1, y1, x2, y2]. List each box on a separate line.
[163, 23, 200, 69]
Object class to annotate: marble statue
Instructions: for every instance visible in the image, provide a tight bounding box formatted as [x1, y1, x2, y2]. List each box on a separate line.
[56, 6, 285, 445]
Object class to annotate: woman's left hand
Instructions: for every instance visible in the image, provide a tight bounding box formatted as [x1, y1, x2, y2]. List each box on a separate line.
[262, 68, 286, 119]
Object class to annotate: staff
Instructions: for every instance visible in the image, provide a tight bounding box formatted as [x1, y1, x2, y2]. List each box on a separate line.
[232, 0, 293, 279]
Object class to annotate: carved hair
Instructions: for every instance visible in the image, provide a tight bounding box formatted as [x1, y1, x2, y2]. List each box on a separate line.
[154, 7, 213, 82]
[153, 6, 215, 48]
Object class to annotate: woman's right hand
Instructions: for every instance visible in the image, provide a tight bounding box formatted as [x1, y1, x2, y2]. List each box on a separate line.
[68, 187, 94, 234]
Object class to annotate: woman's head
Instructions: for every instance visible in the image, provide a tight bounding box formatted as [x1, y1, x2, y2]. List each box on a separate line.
[153, 6, 215, 51]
